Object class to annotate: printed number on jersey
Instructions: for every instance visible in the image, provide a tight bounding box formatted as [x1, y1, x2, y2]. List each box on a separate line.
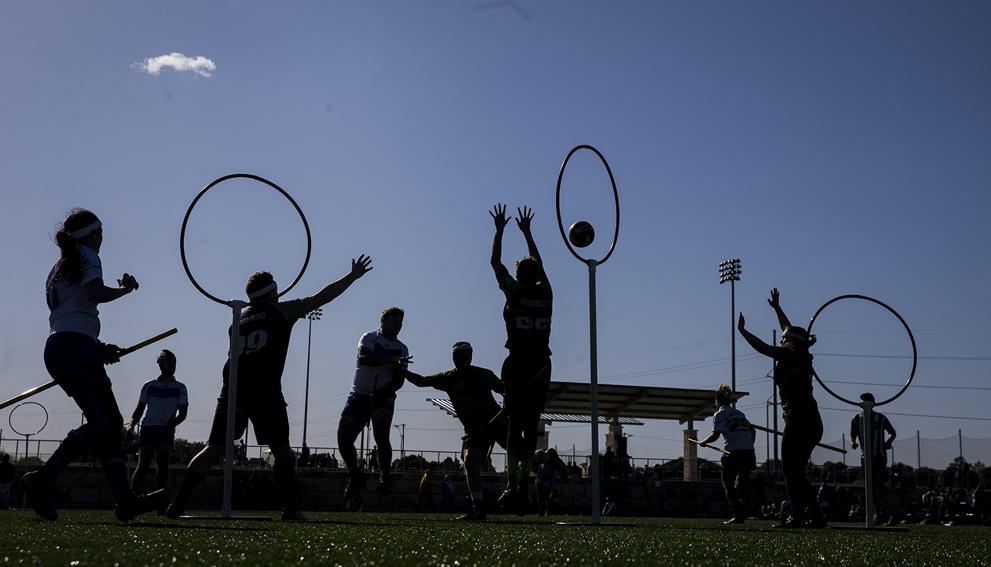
[236, 330, 269, 355]
[514, 316, 550, 331]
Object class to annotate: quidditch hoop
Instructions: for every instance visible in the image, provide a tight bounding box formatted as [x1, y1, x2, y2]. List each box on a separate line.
[180, 174, 312, 305]
[555, 145, 620, 266]
[9, 401, 49, 437]
[807, 294, 917, 407]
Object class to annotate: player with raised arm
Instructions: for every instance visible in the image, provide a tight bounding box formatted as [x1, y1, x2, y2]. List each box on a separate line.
[166, 255, 372, 521]
[127, 350, 188, 496]
[737, 288, 826, 528]
[22, 208, 164, 522]
[698, 384, 757, 524]
[405, 341, 507, 520]
[337, 307, 411, 507]
[489, 204, 553, 515]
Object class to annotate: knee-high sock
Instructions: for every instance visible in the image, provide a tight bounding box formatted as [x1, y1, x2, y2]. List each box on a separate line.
[274, 456, 298, 511]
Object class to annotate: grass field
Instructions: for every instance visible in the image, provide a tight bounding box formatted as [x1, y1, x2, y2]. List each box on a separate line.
[2, 509, 989, 566]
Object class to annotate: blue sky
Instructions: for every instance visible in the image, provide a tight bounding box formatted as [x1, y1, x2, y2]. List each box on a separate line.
[1, 1, 989, 466]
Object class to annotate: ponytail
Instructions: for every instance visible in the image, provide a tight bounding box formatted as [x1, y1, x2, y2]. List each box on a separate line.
[50, 208, 99, 288]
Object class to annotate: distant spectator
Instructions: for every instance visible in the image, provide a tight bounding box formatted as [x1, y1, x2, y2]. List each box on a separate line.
[416, 468, 435, 512]
[533, 449, 569, 516]
[441, 475, 455, 510]
[602, 496, 617, 516]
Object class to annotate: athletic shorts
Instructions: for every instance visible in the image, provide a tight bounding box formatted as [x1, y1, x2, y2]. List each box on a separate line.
[462, 418, 509, 453]
[501, 352, 552, 418]
[44, 332, 111, 397]
[139, 425, 175, 448]
[207, 395, 289, 447]
[341, 391, 396, 424]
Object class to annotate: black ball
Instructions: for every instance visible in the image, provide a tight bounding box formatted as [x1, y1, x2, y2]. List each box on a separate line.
[568, 221, 595, 248]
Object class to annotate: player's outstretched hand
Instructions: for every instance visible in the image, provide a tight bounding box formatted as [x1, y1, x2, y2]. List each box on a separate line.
[118, 273, 139, 292]
[490, 204, 510, 231]
[351, 255, 373, 278]
[767, 288, 780, 309]
[397, 354, 414, 366]
[101, 342, 123, 365]
[515, 206, 534, 232]
[737, 312, 746, 332]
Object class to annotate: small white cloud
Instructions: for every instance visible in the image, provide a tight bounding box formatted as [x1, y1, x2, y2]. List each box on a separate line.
[133, 52, 216, 78]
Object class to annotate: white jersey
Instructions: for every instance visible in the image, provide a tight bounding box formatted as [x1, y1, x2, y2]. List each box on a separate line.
[46, 245, 103, 338]
[138, 378, 189, 427]
[712, 405, 754, 452]
[351, 330, 408, 396]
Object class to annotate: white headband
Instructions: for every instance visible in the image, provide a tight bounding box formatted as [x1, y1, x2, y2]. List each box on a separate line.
[247, 281, 277, 300]
[70, 221, 102, 240]
[452, 342, 473, 352]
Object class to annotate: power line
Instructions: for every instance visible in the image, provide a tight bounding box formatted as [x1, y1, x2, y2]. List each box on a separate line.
[822, 379, 991, 392]
[819, 406, 991, 422]
[601, 354, 759, 382]
[816, 353, 991, 361]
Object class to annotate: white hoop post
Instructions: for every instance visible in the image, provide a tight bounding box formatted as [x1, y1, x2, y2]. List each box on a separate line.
[222, 300, 246, 518]
[861, 399, 876, 528]
[587, 260, 601, 524]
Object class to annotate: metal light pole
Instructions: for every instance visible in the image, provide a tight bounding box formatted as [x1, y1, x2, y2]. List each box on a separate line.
[302, 308, 323, 450]
[719, 259, 742, 403]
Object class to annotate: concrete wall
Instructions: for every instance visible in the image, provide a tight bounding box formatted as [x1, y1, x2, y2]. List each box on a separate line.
[6, 465, 733, 517]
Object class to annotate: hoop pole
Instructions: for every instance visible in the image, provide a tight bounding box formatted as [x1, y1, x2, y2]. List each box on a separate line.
[588, 260, 601, 525]
[862, 400, 875, 528]
[222, 300, 246, 518]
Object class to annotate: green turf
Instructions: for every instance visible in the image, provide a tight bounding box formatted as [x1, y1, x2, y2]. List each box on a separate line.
[1, 510, 989, 566]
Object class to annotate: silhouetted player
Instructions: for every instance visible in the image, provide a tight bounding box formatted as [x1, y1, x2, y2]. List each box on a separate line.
[127, 350, 188, 494]
[405, 341, 507, 521]
[850, 392, 898, 524]
[698, 384, 757, 524]
[738, 288, 826, 528]
[337, 307, 411, 506]
[489, 204, 552, 514]
[23, 208, 164, 522]
[167, 256, 372, 521]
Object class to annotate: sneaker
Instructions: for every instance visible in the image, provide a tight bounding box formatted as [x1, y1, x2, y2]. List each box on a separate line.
[497, 488, 525, 516]
[21, 471, 58, 521]
[281, 509, 307, 522]
[723, 516, 745, 525]
[457, 507, 487, 522]
[116, 489, 167, 522]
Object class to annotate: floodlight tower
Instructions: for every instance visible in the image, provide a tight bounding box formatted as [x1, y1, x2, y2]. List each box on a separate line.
[719, 258, 742, 402]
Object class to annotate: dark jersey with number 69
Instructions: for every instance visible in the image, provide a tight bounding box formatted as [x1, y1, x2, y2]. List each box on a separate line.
[221, 298, 312, 402]
[496, 265, 552, 356]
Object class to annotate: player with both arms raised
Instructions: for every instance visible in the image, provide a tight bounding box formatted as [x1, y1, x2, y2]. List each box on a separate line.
[166, 255, 372, 521]
[489, 204, 553, 514]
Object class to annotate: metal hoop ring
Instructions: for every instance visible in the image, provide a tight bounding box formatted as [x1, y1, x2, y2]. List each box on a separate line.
[180, 173, 312, 305]
[8, 401, 49, 437]
[555, 145, 620, 266]
[807, 294, 917, 407]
